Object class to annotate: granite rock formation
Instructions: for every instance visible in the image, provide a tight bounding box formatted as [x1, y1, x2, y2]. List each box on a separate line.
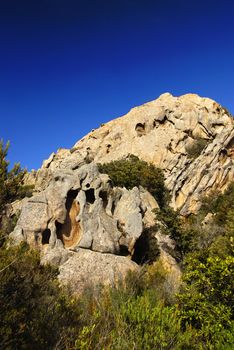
[9, 93, 233, 292]
[71, 93, 234, 214]
[10, 163, 164, 292]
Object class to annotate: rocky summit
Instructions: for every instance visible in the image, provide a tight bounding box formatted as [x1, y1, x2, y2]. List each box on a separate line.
[9, 93, 234, 292]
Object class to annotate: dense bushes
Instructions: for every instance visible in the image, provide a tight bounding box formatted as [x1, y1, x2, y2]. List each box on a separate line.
[177, 252, 234, 350]
[154, 181, 234, 258]
[74, 252, 234, 349]
[0, 243, 80, 349]
[1, 242, 231, 349]
[75, 291, 193, 350]
[98, 155, 169, 207]
[75, 264, 193, 350]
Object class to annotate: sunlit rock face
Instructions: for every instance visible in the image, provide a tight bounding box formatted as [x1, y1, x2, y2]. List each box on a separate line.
[9, 93, 234, 292]
[70, 93, 234, 214]
[10, 163, 160, 292]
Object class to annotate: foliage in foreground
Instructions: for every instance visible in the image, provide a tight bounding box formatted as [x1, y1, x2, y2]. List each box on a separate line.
[178, 252, 234, 349]
[75, 252, 234, 350]
[0, 240, 233, 350]
[0, 243, 80, 350]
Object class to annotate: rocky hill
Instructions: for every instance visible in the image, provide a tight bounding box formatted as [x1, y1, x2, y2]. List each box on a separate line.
[9, 93, 234, 292]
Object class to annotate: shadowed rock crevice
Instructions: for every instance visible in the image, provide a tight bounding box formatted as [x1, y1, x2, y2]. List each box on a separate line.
[42, 229, 51, 245]
[135, 123, 145, 136]
[99, 190, 108, 208]
[85, 188, 95, 204]
[132, 228, 160, 265]
[56, 190, 81, 248]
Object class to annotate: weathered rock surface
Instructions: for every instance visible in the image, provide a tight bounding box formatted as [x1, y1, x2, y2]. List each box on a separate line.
[57, 248, 138, 294]
[10, 163, 158, 291]
[9, 92, 234, 292]
[55, 92, 233, 215]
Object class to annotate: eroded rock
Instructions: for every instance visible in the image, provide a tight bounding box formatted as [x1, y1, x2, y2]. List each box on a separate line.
[10, 163, 158, 291]
[10, 92, 233, 291]
[67, 93, 233, 214]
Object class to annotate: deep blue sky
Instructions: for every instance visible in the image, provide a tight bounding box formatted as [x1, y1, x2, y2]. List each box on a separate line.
[1, 0, 234, 170]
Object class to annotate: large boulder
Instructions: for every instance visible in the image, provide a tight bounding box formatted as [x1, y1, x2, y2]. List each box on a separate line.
[57, 248, 138, 294]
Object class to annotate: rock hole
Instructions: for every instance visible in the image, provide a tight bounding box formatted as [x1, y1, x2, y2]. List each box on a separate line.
[158, 115, 167, 124]
[56, 190, 81, 248]
[119, 245, 129, 256]
[153, 119, 158, 128]
[85, 188, 95, 204]
[66, 190, 79, 210]
[42, 229, 51, 245]
[135, 123, 145, 137]
[106, 144, 111, 154]
[219, 148, 227, 156]
[111, 201, 116, 215]
[99, 190, 108, 208]
[219, 149, 228, 158]
[132, 228, 160, 265]
[85, 183, 90, 188]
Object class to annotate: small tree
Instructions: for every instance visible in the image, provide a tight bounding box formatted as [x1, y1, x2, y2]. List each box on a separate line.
[0, 140, 32, 213]
[0, 140, 33, 245]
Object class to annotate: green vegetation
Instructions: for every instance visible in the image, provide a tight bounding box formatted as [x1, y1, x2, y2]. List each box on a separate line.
[0, 140, 33, 246]
[0, 140, 33, 212]
[178, 253, 234, 348]
[0, 243, 80, 349]
[0, 143, 233, 349]
[186, 138, 208, 159]
[98, 154, 169, 207]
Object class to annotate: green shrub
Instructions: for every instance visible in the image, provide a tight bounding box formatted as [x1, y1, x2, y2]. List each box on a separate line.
[0, 140, 33, 213]
[98, 154, 169, 208]
[75, 274, 193, 350]
[177, 252, 234, 349]
[0, 243, 80, 349]
[154, 206, 193, 258]
[186, 138, 208, 159]
[200, 182, 234, 226]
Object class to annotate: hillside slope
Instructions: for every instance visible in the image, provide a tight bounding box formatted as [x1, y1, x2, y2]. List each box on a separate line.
[43, 93, 234, 215]
[9, 93, 234, 292]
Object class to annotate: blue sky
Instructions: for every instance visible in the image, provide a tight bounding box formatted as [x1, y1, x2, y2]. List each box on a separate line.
[1, 0, 234, 170]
